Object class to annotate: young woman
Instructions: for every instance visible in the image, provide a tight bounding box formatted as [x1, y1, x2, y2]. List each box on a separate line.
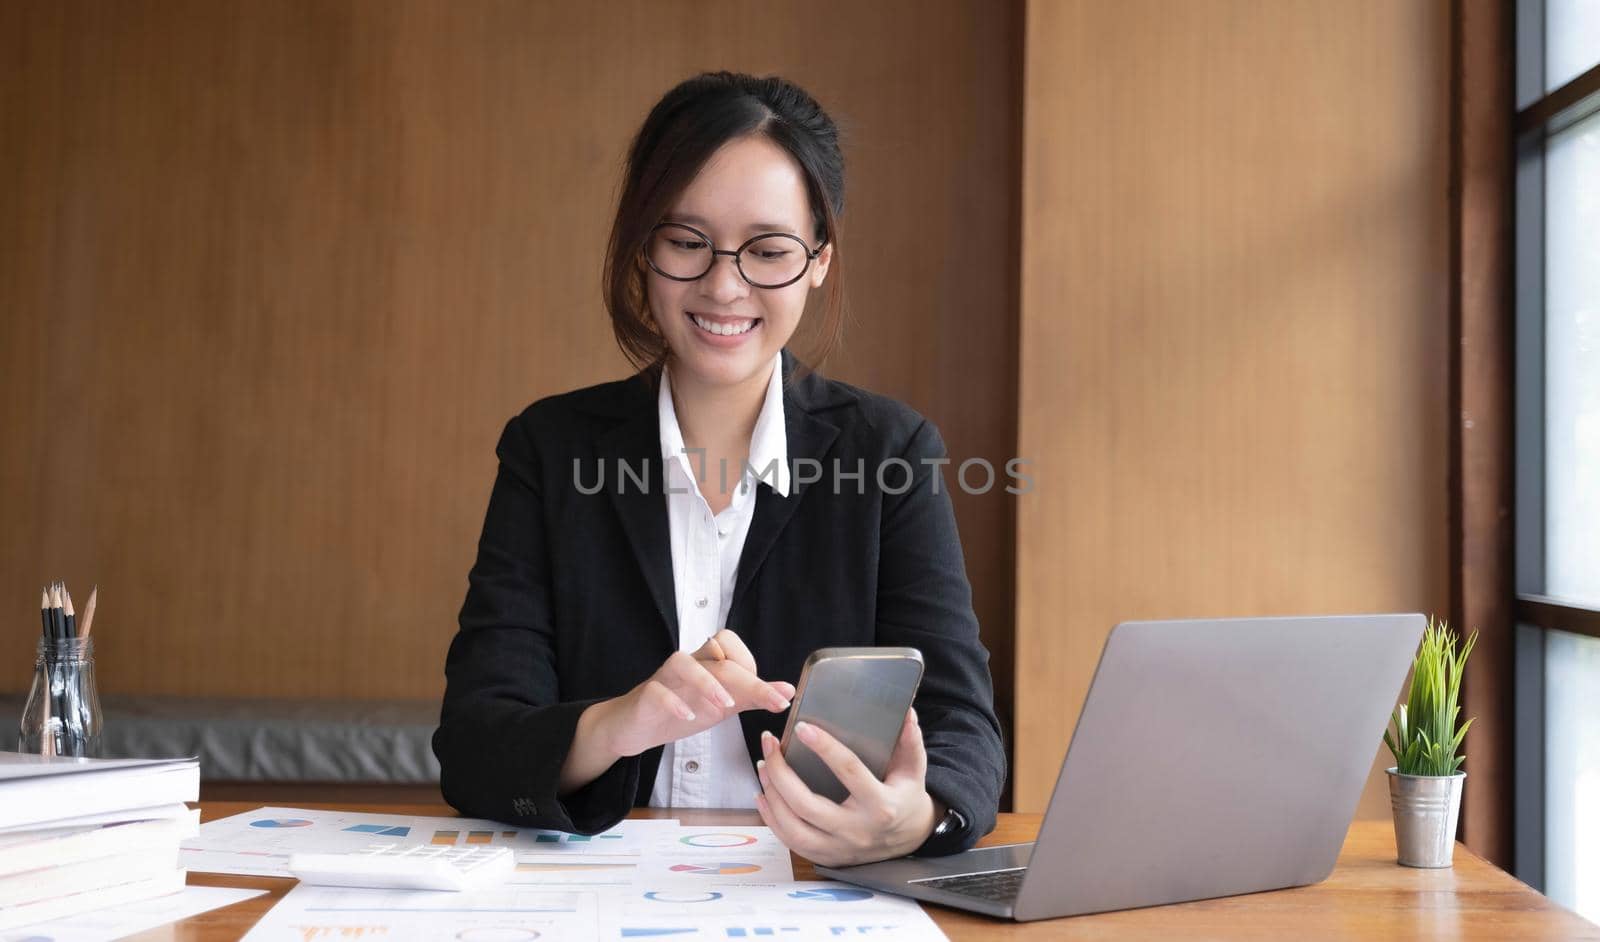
[433, 72, 1004, 867]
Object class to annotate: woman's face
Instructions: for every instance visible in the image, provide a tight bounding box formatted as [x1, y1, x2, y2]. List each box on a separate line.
[644, 134, 832, 391]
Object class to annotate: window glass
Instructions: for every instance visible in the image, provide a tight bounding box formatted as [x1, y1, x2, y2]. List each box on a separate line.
[1545, 111, 1600, 607]
[1547, 0, 1600, 92]
[1546, 628, 1600, 922]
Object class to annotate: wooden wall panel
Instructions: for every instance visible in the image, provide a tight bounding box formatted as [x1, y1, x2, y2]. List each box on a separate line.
[1450, 0, 1514, 867]
[0, 1, 1020, 711]
[1016, 0, 1451, 819]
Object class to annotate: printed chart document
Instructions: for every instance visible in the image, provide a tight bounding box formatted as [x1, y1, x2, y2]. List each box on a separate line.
[183, 807, 676, 879]
[240, 885, 598, 942]
[600, 882, 948, 940]
[631, 824, 794, 887]
[1, 886, 265, 942]
[243, 883, 946, 941]
[197, 808, 947, 940]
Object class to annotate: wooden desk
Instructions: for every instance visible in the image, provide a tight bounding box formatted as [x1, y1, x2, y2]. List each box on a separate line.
[150, 803, 1596, 940]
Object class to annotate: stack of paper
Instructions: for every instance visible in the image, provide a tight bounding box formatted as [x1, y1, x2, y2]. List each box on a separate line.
[186, 807, 949, 940]
[0, 751, 200, 931]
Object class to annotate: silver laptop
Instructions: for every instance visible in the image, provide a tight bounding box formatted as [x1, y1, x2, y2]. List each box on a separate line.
[816, 613, 1425, 921]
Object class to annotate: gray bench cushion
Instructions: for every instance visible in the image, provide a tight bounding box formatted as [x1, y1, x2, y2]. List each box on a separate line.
[4, 695, 441, 784]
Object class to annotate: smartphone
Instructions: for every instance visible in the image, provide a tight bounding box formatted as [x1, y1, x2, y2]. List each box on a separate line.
[778, 647, 924, 803]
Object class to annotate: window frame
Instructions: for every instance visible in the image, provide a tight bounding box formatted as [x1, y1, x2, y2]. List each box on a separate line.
[1512, 0, 1600, 895]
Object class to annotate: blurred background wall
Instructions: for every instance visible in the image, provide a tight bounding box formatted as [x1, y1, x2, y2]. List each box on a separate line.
[2, 0, 1449, 819]
[1015, 1, 1450, 818]
[0, 0, 1021, 714]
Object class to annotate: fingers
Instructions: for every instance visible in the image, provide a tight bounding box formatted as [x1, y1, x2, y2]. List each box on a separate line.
[884, 707, 928, 785]
[643, 679, 698, 723]
[756, 731, 847, 831]
[688, 632, 789, 712]
[708, 661, 790, 712]
[665, 651, 735, 714]
[610, 679, 698, 757]
[755, 766, 833, 860]
[707, 629, 758, 675]
[699, 636, 727, 663]
[791, 721, 882, 801]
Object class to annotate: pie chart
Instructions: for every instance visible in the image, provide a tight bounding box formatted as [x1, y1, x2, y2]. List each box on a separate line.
[787, 887, 874, 902]
[249, 818, 314, 829]
[679, 832, 758, 848]
[643, 891, 723, 903]
[668, 862, 762, 876]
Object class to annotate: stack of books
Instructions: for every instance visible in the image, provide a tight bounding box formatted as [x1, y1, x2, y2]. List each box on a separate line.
[0, 751, 199, 931]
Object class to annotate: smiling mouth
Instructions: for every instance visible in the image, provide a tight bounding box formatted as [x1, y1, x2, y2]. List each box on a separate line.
[688, 312, 761, 336]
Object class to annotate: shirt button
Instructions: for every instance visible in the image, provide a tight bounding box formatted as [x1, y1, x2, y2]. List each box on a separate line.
[685, 760, 700, 773]
[717, 529, 727, 538]
[696, 597, 708, 608]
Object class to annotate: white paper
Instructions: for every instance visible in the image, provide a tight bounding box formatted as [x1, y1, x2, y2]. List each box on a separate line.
[601, 882, 948, 940]
[507, 858, 639, 887]
[194, 811, 943, 941]
[242, 881, 944, 942]
[183, 806, 676, 878]
[0, 803, 192, 837]
[240, 884, 599, 941]
[0, 885, 265, 942]
[628, 825, 794, 887]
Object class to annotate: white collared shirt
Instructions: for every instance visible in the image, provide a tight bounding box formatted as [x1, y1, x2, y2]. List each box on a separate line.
[647, 352, 790, 810]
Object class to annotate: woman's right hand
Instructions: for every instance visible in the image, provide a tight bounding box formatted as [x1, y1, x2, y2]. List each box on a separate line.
[596, 629, 795, 759]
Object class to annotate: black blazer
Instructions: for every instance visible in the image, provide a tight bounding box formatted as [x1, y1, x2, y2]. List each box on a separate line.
[433, 350, 1006, 856]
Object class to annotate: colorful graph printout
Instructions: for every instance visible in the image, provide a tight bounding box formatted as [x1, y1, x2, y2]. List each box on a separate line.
[190, 808, 652, 878]
[343, 824, 412, 837]
[239, 885, 598, 941]
[787, 887, 874, 902]
[669, 862, 762, 876]
[642, 891, 724, 903]
[605, 882, 947, 940]
[678, 833, 758, 848]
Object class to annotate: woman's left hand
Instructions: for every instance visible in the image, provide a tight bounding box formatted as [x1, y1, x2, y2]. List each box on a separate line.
[754, 708, 940, 867]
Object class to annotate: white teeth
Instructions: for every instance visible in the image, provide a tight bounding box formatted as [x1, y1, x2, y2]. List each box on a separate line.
[690, 313, 757, 336]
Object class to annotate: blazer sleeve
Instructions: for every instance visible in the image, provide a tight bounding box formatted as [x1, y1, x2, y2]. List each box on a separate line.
[876, 418, 1008, 857]
[432, 412, 641, 834]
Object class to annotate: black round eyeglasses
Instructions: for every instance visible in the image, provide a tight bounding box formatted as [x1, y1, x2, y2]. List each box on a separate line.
[644, 222, 826, 290]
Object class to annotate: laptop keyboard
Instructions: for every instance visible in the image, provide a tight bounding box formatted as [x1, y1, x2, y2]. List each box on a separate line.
[914, 866, 1027, 902]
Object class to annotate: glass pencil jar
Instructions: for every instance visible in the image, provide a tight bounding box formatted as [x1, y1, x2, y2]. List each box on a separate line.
[19, 636, 103, 757]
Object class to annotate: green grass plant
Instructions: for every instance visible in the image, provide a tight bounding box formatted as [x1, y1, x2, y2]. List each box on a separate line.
[1384, 616, 1478, 777]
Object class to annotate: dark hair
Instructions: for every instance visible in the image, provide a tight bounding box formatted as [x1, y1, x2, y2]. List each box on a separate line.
[603, 72, 846, 376]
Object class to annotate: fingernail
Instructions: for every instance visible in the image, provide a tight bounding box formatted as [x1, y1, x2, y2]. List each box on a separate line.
[772, 697, 791, 711]
[682, 709, 696, 722]
[756, 759, 765, 773]
[722, 694, 735, 708]
[761, 731, 775, 756]
[796, 722, 816, 743]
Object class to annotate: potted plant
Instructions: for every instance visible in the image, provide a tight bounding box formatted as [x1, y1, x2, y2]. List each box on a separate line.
[1383, 617, 1477, 868]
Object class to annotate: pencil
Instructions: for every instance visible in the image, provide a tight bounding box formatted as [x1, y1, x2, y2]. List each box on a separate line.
[40, 587, 49, 642]
[81, 586, 97, 639]
[40, 679, 54, 758]
[63, 588, 76, 641]
[48, 583, 60, 641]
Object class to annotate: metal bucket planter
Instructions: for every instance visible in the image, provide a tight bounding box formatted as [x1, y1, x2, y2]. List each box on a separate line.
[1388, 768, 1466, 868]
